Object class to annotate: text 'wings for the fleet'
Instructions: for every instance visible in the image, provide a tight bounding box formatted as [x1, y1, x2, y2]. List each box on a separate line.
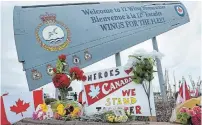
[13, 1, 189, 90]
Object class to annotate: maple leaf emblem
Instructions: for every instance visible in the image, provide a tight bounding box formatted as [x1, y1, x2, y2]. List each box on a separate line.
[10, 99, 30, 117]
[88, 85, 100, 99]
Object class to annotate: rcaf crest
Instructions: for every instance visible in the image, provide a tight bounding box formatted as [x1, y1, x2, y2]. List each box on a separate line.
[174, 5, 185, 17]
[73, 55, 80, 65]
[46, 64, 54, 76]
[84, 50, 92, 61]
[35, 12, 71, 51]
[31, 69, 42, 80]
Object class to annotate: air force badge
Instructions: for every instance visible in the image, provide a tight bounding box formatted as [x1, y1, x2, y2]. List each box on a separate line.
[35, 12, 71, 51]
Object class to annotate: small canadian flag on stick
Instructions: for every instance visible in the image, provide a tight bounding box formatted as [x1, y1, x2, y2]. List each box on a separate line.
[176, 78, 191, 105]
[1, 90, 43, 125]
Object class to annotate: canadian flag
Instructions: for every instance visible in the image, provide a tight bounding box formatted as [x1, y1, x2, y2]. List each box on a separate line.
[195, 89, 199, 97]
[176, 80, 191, 105]
[1, 90, 44, 125]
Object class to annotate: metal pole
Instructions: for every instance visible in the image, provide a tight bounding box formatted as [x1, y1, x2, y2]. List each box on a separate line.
[55, 88, 59, 99]
[115, 52, 121, 67]
[152, 37, 167, 102]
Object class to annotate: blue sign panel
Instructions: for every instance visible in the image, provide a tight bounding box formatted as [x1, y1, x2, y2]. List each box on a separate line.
[13, 1, 189, 90]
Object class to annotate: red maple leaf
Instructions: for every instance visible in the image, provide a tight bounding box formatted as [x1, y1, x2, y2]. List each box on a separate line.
[10, 99, 30, 117]
[124, 67, 133, 75]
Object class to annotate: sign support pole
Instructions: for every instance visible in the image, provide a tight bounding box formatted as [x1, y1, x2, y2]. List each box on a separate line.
[115, 52, 121, 67]
[55, 88, 59, 99]
[152, 37, 167, 102]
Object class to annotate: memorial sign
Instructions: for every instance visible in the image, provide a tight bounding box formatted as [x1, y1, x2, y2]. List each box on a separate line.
[83, 66, 156, 116]
[13, 1, 189, 90]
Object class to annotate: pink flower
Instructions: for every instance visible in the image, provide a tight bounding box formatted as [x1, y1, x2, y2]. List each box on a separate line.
[32, 112, 38, 120]
[180, 107, 188, 113]
[124, 107, 129, 111]
[192, 106, 201, 114]
[39, 116, 43, 120]
[192, 114, 201, 125]
[187, 109, 196, 116]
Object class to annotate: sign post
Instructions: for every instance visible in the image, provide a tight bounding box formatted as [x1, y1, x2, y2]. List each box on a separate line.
[115, 52, 121, 67]
[152, 37, 167, 102]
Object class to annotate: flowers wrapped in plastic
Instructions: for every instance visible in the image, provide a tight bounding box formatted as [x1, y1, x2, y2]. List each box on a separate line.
[177, 106, 201, 125]
[104, 109, 129, 123]
[52, 54, 86, 101]
[124, 49, 164, 71]
[51, 100, 83, 120]
[32, 103, 53, 120]
[124, 49, 163, 116]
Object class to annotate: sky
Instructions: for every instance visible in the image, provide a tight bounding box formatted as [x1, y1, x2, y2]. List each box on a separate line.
[1, 1, 201, 97]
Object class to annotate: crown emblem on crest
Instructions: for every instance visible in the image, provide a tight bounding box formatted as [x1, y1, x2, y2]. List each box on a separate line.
[31, 69, 42, 80]
[46, 64, 52, 68]
[84, 50, 92, 61]
[32, 69, 37, 72]
[40, 12, 56, 24]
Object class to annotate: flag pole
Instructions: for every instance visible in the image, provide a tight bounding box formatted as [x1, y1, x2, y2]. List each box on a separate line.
[173, 71, 177, 98]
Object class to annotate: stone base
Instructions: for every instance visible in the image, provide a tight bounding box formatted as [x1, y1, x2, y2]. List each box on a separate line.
[14, 118, 179, 125]
[149, 116, 157, 122]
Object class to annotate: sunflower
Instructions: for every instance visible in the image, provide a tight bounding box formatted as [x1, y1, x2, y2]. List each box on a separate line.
[57, 104, 66, 116]
[40, 103, 48, 112]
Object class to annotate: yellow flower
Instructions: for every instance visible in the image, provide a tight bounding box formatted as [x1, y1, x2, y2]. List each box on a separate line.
[72, 107, 80, 114]
[70, 113, 77, 118]
[107, 116, 115, 122]
[114, 116, 119, 122]
[40, 103, 48, 112]
[56, 104, 66, 116]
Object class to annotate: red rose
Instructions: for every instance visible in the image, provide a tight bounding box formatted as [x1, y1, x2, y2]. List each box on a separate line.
[82, 75, 87, 82]
[53, 68, 57, 73]
[69, 67, 80, 74]
[69, 67, 84, 80]
[52, 74, 71, 88]
[58, 54, 66, 61]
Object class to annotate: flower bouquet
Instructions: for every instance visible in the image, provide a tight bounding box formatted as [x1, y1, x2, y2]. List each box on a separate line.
[51, 100, 83, 120]
[177, 106, 201, 125]
[52, 54, 86, 101]
[125, 49, 163, 116]
[177, 107, 191, 125]
[50, 54, 86, 120]
[32, 103, 53, 120]
[191, 106, 201, 125]
[103, 108, 129, 123]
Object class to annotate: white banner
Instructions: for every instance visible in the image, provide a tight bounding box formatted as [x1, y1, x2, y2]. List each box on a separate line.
[83, 66, 156, 116]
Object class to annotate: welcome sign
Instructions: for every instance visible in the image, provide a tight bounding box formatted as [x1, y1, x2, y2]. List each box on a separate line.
[83, 66, 156, 116]
[13, 2, 189, 91]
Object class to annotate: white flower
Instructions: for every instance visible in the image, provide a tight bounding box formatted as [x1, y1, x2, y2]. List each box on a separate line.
[131, 49, 164, 59]
[124, 56, 138, 69]
[124, 49, 164, 70]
